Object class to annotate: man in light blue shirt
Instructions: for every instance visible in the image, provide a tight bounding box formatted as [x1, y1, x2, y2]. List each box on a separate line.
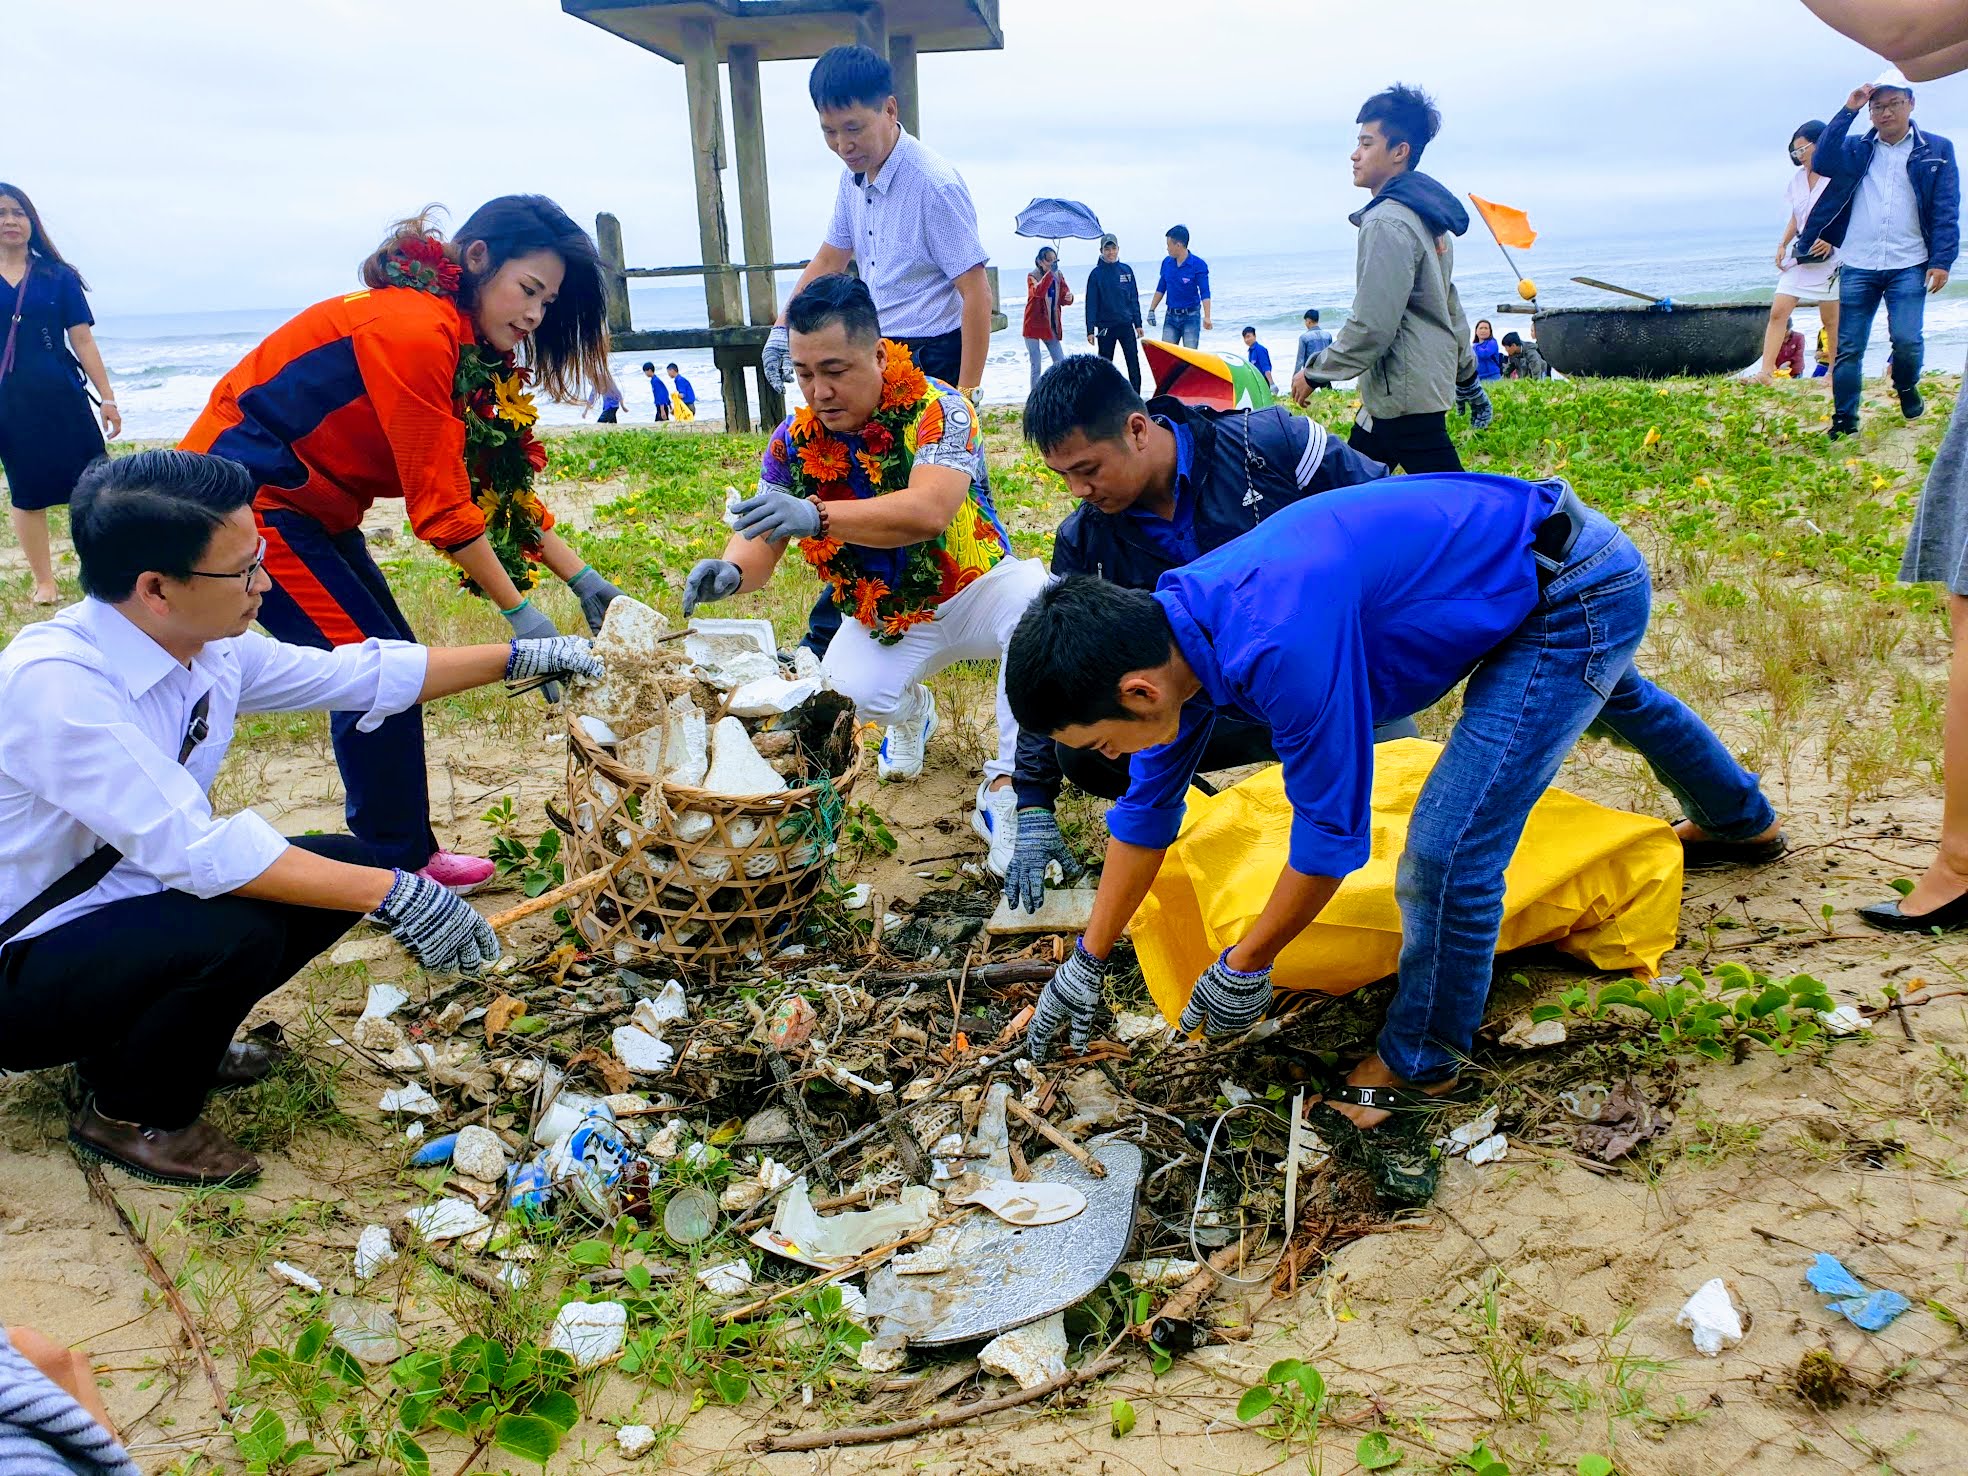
[1005, 473, 1780, 1205]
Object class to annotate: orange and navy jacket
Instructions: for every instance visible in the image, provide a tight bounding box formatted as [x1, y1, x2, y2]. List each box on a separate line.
[182, 287, 549, 550]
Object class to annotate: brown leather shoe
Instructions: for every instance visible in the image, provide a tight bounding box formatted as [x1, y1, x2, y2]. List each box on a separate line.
[214, 1039, 280, 1089]
[69, 1099, 261, 1187]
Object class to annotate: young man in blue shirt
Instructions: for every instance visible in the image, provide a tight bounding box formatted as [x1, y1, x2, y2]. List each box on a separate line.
[1293, 309, 1333, 384]
[1146, 225, 1210, 348]
[1005, 474, 1781, 1204]
[666, 363, 697, 412]
[1240, 327, 1276, 392]
[641, 362, 672, 422]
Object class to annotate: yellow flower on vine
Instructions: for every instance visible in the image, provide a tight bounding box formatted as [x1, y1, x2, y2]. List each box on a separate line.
[493, 373, 539, 427]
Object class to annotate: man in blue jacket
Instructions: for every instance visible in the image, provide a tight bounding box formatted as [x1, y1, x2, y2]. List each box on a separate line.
[999, 356, 1405, 904]
[1005, 474, 1782, 1204]
[1802, 69, 1959, 438]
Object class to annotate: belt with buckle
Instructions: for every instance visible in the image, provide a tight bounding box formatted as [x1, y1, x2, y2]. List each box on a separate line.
[1531, 481, 1589, 588]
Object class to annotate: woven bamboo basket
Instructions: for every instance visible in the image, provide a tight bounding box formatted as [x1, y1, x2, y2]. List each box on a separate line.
[563, 712, 863, 971]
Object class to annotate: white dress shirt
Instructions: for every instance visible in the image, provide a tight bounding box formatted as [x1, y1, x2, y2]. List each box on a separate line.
[1842, 132, 1928, 271]
[0, 599, 428, 944]
[825, 130, 989, 339]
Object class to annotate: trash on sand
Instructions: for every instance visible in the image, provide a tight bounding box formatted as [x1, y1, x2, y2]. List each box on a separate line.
[1119, 1257, 1202, 1288]
[696, 1261, 754, 1295]
[611, 1024, 676, 1075]
[328, 935, 394, 967]
[1445, 1105, 1501, 1151]
[545, 1114, 632, 1220]
[979, 1312, 1068, 1390]
[1465, 1134, 1509, 1165]
[727, 674, 827, 720]
[452, 1125, 510, 1182]
[968, 1082, 1013, 1178]
[509, 1161, 552, 1217]
[616, 1424, 657, 1458]
[662, 1186, 718, 1246]
[548, 1301, 628, 1368]
[534, 1077, 613, 1147]
[856, 1333, 909, 1373]
[354, 1225, 397, 1281]
[408, 1131, 459, 1166]
[702, 716, 786, 796]
[761, 1180, 938, 1269]
[577, 715, 620, 748]
[1806, 1253, 1911, 1331]
[404, 1199, 491, 1243]
[1676, 1278, 1746, 1356]
[845, 883, 872, 910]
[1561, 1077, 1674, 1162]
[403, 1121, 425, 1142]
[1500, 1015, 1568, 1049]
[946, 1174, 1087, 1226]
[765, 995, 818, 1051]
[270, 1261, 322, 1293]
[327, 1297, 407, 1365]
[360, 983, 409, 1019]
[379, 1083, 441, 1116]
[986, 888, 1100, 937]
[634, 980, 688, 1030]
[1818, 1004, 1867, 1037]
[1111, 1010, 1168, 1043]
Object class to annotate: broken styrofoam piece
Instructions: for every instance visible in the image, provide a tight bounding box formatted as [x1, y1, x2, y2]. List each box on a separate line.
[328, 935, 394, 967]
[986, 887, 1100, 937]
[979, 1313, 1068, 1390]
[1819, 1004, 1867, 1037]
[673, 810, 715, 844]
[727, 674, 826, 719]
[360, 984, 409, 1021]
[684, 616, 776, 666]
[326, 1297, 406, 1365]
[696, 1261, 754, 1296]
[1500, 1016, 1569, 1049]
[947, 1175, 1087, 1226]
[702, 716, 787, 796]
[635, 979, 688, 1028]
[404, 1199, 490, 1243]
[403, 1121, 425, 1142]
[547, 1301, 628, 1368]
[769, 1180, 939, 1268]
[452, 1125, 510, 1183]
[577, 715, 620, 748]
[620, 692, 709, 788]
[1119, 1258, 1203, 1289]
[580, 598, 680, 731]
[612, 1026, 676, 1075]
[792, 645, 823, 680]
[845, 883, 872, 910]
[354, 1225, 397, 1281]
[271, 1261, 323, 1293]
[1446, 1105, 1502, 1151]
[1111, 1011, 1167, 1044]
[701, 649, 778, 691]
[856, 1333, 909, 1372]
[1466, 1134, 1510, 1165]
[1677, 1278, 1746, 1356]
[616, 1424, 657, 1458]
[379, 1083, 441, 1116]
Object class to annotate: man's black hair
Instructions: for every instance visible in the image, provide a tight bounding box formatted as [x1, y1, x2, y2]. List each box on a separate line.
[786, 273, 883, 344]
[1007, 577, 1175, 735]
[1357, 83, 1441, 167]
[1241, 325, 1257, 336]
[641, 360, 656, 372]
[1303, 308, 1320, 322]
[808, 44, 894, 111]
[666, 361, 680, 372]
[1022, 354, 1145, 455]
[1500, 331, 1522, 348]
[71, 450, 254, 602]
[1165, 224, 1190, 246]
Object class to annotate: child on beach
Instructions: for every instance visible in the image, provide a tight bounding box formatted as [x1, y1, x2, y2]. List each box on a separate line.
[1241, 327, 1276, 391]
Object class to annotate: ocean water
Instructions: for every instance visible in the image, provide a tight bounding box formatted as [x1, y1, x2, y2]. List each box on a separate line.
[94, 227, 1965, 442]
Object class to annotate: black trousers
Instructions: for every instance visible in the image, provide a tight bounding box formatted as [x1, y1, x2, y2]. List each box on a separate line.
[597, 405, 619, 423]
[1348, 411, 1463, 474]
[801, 327, 968, 658]
[0, 834, 374, 1128]
[1095, 326, 1142, 392]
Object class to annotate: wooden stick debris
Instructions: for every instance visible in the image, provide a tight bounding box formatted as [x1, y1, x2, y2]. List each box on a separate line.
[1004, 1097, 1105, 1178]
[717, 1218, 950, 1324]
[753, 1355, 1125, 1451]
[79, 1159, 232, 1424]
[485, 850, 638, 931]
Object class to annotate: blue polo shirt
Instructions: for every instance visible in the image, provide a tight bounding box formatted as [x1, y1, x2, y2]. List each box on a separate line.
[1156, 254, 1211, 312]
[1246, 341, 1272, 376]
[671, 374, 697, 407]
[648, 376, 672, 407]
[1105, 474, 1565, 877]
[1123, 419, 1201, 566]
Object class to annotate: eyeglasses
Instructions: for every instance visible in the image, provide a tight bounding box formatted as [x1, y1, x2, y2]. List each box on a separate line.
[1869, 95, 1910, 112]
[187, 536, 267, 591]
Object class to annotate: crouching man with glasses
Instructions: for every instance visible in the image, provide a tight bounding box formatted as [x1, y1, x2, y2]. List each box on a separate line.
[0, 451, 603, 1187]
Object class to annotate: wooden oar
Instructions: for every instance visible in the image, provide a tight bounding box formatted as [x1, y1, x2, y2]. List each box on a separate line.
[1572, 275, 1668, 305]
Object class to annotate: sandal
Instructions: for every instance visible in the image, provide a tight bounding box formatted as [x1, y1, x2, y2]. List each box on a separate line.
[1305, 1102, 1441, 1208]
[1321, 1079, 1475, 1115]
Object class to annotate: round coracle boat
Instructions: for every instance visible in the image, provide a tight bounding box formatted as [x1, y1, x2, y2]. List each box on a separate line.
[1531, 301, 1769, 379]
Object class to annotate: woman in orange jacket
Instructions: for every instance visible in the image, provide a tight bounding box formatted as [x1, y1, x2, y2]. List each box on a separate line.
[183, 196, 625, 889]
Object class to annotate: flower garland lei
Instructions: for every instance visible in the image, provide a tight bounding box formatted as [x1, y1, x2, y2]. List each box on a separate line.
[381, 235, 549, 595]
[782, 342, 950, 643]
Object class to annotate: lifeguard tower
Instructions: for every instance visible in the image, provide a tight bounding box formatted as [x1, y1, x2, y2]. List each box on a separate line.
[560, 0, 1004, 431]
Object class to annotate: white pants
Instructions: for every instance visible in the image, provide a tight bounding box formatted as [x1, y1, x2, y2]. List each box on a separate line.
[821, 555, 1049, 783]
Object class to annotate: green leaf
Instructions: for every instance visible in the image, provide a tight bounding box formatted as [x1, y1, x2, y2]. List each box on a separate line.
[1263, 1358, 1302, 1385]
[1529, 1004, 1562, 1023]
[282, 1439, 317, 1464]
[711, 1361, 752, 1406]
[525, 1390, 580, 1432]
[1150, 1343, 1173, 1377]
[431, 1406, 471, 1436]
[493, 1412, 563, 1465]
[323, 1345, 368, 1388]
[388, 1431, 430, 1476]
[399, 1393, 435, 1432]
[1890, 877, 1915, 896]
[1110, 1398, 1136, 1438]
[1294, 1363, 1326, 1406]
[1131, 1288, 1152, 1325]
[234, 1408, 287, 1467]
[1578, 1456, 1615, 1476]
[292, 1321, 329, 1364]
[1357, 1432, 1403, 1470]
[567, 1238, 614, 1266]
[1236, 1385, 1276, 1422]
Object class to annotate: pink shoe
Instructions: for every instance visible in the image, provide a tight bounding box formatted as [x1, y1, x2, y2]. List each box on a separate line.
[417, 851, 496, 895]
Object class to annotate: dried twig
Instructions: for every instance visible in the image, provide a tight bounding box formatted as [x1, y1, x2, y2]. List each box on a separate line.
[1004, 1097, 1105, 1178]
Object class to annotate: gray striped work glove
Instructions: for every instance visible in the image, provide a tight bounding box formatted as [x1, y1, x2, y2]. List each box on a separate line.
[1455, 376, 1493, 431]
[1178, 949, 1272, 1038]
[506, 634, 604, 686]
[1027, 941, 1106, 1063]
[1004, 808, 1085, 913]
[373, 870, 500, 974]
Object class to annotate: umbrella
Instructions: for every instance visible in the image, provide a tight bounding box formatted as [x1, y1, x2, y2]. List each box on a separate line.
[1014, 198, 1105, 241]
[1144, 339, 1274, 411]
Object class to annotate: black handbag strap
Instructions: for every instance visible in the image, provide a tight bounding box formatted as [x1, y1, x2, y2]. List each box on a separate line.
[0, 262, 29, 384]
[0, 692, 211, 946]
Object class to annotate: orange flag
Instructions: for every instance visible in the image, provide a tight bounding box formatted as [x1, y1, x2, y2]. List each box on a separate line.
[1468, 195, 1537, 250]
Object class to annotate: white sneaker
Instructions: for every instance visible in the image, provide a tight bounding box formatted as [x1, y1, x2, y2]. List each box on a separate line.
[971, 781, 1018, 877]
[877, 690, 938, 781]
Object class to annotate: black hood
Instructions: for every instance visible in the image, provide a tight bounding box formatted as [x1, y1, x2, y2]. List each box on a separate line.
[1359, 170, 1469, 237]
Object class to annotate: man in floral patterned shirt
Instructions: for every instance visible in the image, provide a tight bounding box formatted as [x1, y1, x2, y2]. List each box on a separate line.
[684, 276, 1048, 869]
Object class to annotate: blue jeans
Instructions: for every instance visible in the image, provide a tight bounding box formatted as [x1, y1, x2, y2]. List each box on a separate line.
[1833, 263, 1927, 424]
[1025, 336, 1064, 391]
[1382, 507, 1776, 1083]
[1163, 308, 1201, 349]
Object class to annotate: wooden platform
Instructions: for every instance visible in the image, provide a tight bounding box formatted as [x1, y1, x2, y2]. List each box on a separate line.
[562, 0, 1002, 64]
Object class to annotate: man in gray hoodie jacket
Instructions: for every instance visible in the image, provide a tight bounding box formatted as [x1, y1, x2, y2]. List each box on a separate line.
[1294, 84, 1492, 473]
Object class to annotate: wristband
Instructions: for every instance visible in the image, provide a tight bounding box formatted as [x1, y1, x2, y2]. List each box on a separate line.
[805, 495, 831, 537]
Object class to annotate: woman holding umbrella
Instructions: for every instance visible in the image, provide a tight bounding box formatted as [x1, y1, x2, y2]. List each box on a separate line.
[1023, 247, 1074, 391]
[182, 195, 626, 891]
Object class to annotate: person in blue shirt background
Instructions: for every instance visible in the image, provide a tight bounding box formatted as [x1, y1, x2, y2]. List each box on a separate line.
[641, 361, 672, 422]
[1145, 225, 1211, 348]
[1240, 326, 1276, 392]
[1471, 318, 1504, 380]
[666, 363, 697, 411]
[1005, 473, 1783, 1205]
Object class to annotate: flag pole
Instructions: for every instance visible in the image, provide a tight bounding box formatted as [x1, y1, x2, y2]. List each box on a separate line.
[1469, 196, 1535, 303]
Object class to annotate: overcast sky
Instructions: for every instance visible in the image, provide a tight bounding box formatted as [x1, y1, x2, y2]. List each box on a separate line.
[9, 0, 1961, 319]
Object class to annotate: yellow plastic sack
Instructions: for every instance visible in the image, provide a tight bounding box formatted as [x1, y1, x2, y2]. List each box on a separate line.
[1131, 738, 1684, 1027]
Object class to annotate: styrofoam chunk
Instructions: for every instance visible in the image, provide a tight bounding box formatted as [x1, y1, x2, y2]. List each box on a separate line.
[379, 1083, 440, 1116]
[1677, 1277, 1746, 1356]
[548, 1300, 627, 1368]
[271, 1261, 322, 1293]
[702, 717, 786, 796]
[616, 1424, 657, 1457]
[452, 1125, 510, 1182]
[1466, 1133, 1510, 1165]
[612, 1026, 676, 1075]
[979, 1312, 1068, 1389]
[354, 1225, 397, 1280]
[696, 1260, 754, 1295]
[987, 888, 1100, 936]
[404, 1199, 490, 1243]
